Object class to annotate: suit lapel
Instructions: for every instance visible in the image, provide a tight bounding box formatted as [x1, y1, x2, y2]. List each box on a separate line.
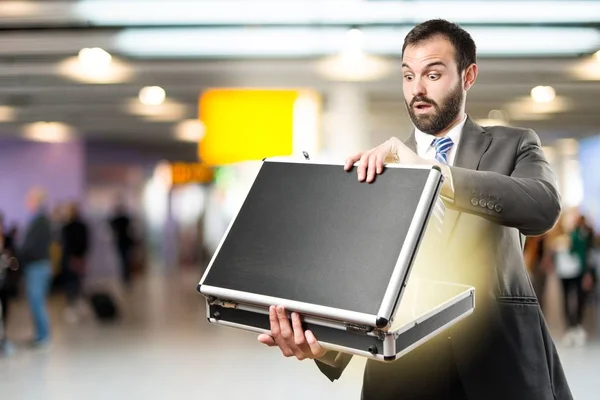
[454, 116, 492, 170]
[442, 116, 492, 240]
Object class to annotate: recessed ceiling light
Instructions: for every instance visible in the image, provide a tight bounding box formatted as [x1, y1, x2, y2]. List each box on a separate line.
[0, 106, 16, 122]
[78, 47, 112, 70]
[58, 56, 132, 84]
[487, 109, 508, 121]
[126, 98, 188, 122]
[505, 95, 572, 120]
[174, 119, 205, 142]
[139, 86, 166, 106]
[530, 86, 556, 103]
[22, 122, 74, 143]
[0, 1, 39, 17]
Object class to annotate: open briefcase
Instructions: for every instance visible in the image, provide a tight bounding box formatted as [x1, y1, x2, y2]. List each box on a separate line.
[197, 157, 475, 362]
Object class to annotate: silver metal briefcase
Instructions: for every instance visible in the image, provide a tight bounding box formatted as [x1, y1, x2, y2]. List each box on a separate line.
[197, 157, 475, 361]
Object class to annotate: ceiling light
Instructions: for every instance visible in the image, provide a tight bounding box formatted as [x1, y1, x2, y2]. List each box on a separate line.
[487, 109, 508, 122]
[22, 122, 74, 143]
[0, 1, 39, 17]
[505, 95, 572, 120]
[78, 47, 112, 69]
[115, 26, 600, 58]
[126, 98, 188, 122]
[58, 56, 132, 84]
[315, 53, 393, 82]
[174, 119, 206, 142]
[139, 86, 166, 106]
[530, 86, 556, 103]
[75, 1, 600, 25]
[0, 106, 16, 122]
[570, 56, 600, 81]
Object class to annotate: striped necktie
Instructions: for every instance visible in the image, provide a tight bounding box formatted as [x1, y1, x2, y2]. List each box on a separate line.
[433, 136, 454, 165]
[431, 136, 454, 233]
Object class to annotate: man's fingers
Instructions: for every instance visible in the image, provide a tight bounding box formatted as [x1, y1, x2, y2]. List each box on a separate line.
[258, 334, 277, 346]
[344, 152, 362, 171]
[276, 306, 294, 342]
[271, 306, 294, 356]
[375, 152, 385, 175]
[367, 153, 378, 183]
[357, 152, 371, 181]
[269, 306, 281, 339]
[291, 312, 306, 347]
[305, 330, 325, 357]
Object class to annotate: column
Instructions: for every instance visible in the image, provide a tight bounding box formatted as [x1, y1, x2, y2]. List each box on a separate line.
[320, 83, 370, 161]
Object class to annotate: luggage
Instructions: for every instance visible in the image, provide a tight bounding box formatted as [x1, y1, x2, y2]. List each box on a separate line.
[197, 158, 475, 362]
[89, 292, 119, 322]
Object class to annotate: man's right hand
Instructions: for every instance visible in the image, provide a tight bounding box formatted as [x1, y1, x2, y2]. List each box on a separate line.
[257, 305, 327, 360]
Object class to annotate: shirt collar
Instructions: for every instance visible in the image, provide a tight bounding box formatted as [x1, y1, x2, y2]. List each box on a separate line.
[414, 113, 467, 155]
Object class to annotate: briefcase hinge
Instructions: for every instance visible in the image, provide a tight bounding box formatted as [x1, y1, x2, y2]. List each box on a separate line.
[344, 323, 372, 335]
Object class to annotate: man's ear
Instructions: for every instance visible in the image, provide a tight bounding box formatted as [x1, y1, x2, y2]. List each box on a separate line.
[463, 64, 478, 91]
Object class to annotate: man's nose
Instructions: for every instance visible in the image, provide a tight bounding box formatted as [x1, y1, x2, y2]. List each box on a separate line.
[411, 78, 426, 98]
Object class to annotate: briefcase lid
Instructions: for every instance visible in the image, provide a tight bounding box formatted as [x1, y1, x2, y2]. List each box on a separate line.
[198, 158, 443, 329]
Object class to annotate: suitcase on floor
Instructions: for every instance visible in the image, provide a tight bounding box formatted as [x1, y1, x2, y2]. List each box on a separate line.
[89, 292, 119, 322]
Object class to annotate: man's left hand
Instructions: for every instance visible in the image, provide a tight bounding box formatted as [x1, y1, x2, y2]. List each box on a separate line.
[344, 137, 432, 183]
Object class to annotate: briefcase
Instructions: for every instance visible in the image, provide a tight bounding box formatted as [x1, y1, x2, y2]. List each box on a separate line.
[197, 158, 475, 362]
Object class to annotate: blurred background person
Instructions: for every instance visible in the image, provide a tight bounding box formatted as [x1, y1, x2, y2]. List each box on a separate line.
[60, 202, 90, 324]
[524, 234, 552, 312]
[0, 213, 19, 356]
[49, 202, 67, 290]
[109, 196, 135, 289]
[551, 213, 595, 347]
[17, 187, 53, 349]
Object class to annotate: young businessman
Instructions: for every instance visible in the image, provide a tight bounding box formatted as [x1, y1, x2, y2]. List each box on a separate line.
[259, 19, 572, 400]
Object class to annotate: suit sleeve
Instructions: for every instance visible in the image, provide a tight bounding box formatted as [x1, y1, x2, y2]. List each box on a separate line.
[447, 129, 561, 236]
[314, 351, 354, 381]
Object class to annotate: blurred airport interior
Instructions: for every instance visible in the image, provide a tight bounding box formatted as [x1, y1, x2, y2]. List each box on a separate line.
[0, 0, 600, 399]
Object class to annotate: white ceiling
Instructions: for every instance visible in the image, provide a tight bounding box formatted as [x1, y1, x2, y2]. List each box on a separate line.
[0, 0, 599, 149]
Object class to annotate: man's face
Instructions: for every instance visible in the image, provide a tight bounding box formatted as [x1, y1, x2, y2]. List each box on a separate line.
[402, 35, 465, 135]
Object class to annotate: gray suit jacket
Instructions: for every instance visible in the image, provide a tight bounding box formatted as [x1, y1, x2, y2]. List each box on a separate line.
[315, 116, 572, 400]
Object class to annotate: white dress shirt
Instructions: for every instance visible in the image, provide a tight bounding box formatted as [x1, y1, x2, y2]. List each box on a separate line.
[413, 113, 467, 167]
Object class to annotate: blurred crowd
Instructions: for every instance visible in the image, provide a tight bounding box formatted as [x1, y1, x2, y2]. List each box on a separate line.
[525, 209, 599, 347]
[0, 187, 141, 356]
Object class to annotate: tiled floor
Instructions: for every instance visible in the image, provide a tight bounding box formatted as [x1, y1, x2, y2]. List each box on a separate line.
[0, 268, 598, 400]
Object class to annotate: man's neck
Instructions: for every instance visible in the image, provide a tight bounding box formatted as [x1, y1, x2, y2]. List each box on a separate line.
[432, 112, 466, 137]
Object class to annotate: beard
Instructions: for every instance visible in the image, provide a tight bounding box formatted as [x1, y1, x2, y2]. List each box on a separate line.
[405, 82, 464, 135]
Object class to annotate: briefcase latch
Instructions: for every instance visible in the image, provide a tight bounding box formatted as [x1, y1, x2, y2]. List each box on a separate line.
[344, 323, 373, 335]
[209, 299, 238, 309]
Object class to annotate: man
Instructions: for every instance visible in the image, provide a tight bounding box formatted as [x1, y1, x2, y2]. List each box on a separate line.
[258, 19, 572, 399]
[109, 197, 134, 288]
[19, 187, 53, 348]
[61, 202, 89, 323]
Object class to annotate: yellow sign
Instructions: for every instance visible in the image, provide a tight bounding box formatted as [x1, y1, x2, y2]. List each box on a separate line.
[198, 89, 311, 165]
[170, 162, 214, 185]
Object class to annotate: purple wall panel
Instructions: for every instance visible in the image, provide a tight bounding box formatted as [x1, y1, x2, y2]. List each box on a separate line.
[0, 139, 85, 230]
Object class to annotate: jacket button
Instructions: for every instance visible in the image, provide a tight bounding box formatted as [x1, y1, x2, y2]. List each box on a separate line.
[487, 202, 495, 210]
[495, 204, 503, 213]
[471, 198, 478, 206]
[479, 199, 487, 208]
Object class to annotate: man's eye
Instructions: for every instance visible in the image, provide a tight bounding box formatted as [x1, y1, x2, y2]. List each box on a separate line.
[428, 74, 440, 80]
[404, 75, 413, 81]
